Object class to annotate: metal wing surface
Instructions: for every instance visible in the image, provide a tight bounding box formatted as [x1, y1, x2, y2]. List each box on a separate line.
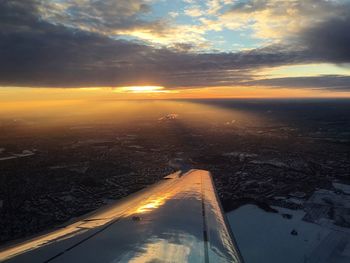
[0, 169, 243, 263]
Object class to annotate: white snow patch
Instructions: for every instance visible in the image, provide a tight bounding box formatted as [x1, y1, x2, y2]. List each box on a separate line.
[0, 156, 17, 161]
[158, 113, 179, 121]
[13, 150, 35, 157]
[250, 160, 289, 168]
[227, 204, 350, 263]
[333, 182, 350, 195]
[306, 189, 350, 208]
[222, 152, 257, 162]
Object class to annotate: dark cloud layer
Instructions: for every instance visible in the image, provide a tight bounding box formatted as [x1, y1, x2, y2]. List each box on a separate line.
[0, 0, 350, 90]
[244, 75, 350, 91]
[39, 0, 165, 34]
[301, 16, 350, 63]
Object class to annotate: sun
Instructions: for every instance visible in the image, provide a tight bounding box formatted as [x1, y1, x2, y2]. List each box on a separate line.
[113, 86, 168, 93]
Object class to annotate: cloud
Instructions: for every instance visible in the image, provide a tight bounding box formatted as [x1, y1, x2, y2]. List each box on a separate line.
[38, 0, 154, 32]
[222, 0, 350, 40]
[0, 1, 157, 86]
[228, 0, 270, 13]
[34, 0, 210, 47]
[0, 0, 350, 91]
[184, 5, 204, 17]
[244, 75, 350, 91]
[300, 15, 350, 63]
[0, 0, 307, 88]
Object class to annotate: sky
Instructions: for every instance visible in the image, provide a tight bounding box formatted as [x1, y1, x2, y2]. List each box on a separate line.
[1, 0, 350, 98]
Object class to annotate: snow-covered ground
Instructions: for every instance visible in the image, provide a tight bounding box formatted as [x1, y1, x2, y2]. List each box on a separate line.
[0, 149, 35, 161]
[227, 204, 350, 263]
[333, 182, 350, 195]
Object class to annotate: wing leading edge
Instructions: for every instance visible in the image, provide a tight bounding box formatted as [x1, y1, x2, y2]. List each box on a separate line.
[0, 169, 243, 263]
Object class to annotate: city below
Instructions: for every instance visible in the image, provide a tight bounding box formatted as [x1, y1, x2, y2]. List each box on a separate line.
[1, 99, 349, 262]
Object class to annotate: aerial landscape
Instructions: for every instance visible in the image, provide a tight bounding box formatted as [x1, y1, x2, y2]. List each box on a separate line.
[1, 0, 350, 262]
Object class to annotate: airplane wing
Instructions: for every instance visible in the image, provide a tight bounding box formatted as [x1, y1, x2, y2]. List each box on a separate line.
[0, 170, 243, 263]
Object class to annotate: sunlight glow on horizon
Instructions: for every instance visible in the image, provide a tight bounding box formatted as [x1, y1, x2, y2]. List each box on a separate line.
[1, 87, 350, 103]
[113, 86, 175, 94]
